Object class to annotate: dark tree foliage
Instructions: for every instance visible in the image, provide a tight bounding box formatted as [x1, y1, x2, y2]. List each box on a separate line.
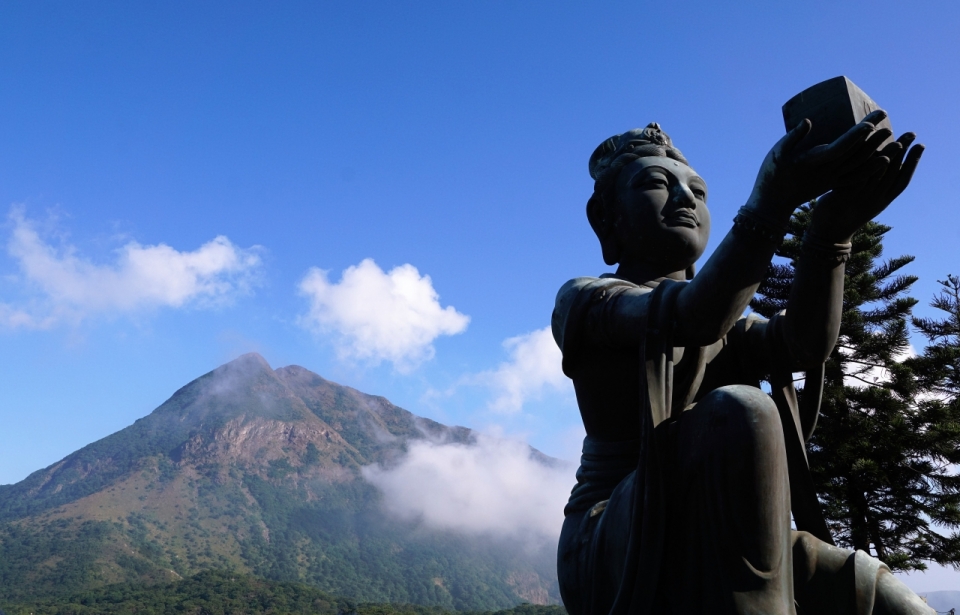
[0, 569, 568, 615]
[751, 203, 960, 571]
[911, 275, 960, 400]
[905, 274, 960, 560]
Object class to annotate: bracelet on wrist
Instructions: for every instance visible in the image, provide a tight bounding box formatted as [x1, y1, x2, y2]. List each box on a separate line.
[732, 207, 788, 246]
[801, 230, 852, 265]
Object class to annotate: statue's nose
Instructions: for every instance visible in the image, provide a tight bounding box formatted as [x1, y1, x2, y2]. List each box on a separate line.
[672, 183, 698, 208]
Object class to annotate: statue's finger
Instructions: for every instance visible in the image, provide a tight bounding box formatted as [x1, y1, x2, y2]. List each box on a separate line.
[833, 131, 897, 176]
[847, 128, 894, 167]
[879, 140, 905, 159]
[896, 132, 917, 147]
[797, 121, 875, 165]
[861, 109, 888, 127]
[875, 143, 908, 193]
[865, 127, 894, 150]
[832, 157, 888, 195]
[889, 144, 925, 198]
[781, 118, 812, 154]
[879, 133, 917, 185]
[871, 156, 891, 177]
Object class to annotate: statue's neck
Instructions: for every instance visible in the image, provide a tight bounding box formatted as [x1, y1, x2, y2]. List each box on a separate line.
[614, 261, 687, 286]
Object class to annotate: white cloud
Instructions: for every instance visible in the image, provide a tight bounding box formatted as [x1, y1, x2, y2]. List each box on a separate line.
[0, 302, 57, 330]
[1, 209, 262, 328]
[298, 258, 469, 371]
[362, 434, 572, 541]
[841, 342, 917, 389]
[480, 327, 571, 413]
[794, 343, 951, 404]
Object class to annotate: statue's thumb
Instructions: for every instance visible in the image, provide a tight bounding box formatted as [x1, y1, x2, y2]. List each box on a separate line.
[784, 118, 812, 152]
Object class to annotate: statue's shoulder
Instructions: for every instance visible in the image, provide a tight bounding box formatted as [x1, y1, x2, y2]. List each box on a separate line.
[555, 274, 640, 303]
[556, 276, 605, 302]
[552, 276, 643, 353]
[554, 275, 639, 318]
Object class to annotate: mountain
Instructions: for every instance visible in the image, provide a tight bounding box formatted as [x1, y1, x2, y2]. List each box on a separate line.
[0, 354, 559, 609]
[2, 569, 568, 615]
[923, 591, 960, 612]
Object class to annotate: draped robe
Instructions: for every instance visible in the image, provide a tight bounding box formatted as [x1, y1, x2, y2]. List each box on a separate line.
[553, 275, 918, 615]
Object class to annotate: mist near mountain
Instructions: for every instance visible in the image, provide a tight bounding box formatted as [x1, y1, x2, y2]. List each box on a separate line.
[0, 354, 565, 609]
[365, 434, 571, 543]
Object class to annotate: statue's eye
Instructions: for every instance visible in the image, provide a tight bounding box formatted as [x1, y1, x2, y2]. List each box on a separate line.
[693, 189, 706, 200]
[642, 177, 668, 189]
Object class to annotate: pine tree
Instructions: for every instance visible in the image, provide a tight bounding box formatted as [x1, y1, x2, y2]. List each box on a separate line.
[904, 275, 960, 564]
[751, 204, 960, 571]
[911, 275, 960, 401]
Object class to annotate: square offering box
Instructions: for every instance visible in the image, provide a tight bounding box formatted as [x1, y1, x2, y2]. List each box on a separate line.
[782, 76, 894, 149]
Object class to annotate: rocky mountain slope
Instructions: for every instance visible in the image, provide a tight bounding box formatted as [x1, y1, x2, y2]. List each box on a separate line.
[0, 354, 559, 609]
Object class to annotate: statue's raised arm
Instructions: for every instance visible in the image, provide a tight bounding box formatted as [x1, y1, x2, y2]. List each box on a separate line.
[555, 77, 931, 615]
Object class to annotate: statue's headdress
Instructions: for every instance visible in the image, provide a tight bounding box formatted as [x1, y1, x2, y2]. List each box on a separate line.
[588, 123, 688, 190]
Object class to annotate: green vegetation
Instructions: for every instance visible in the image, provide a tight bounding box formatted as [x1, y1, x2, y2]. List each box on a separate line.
[0, 519, 116, 600]
[0, 516, 178, 602]
[235, 478, 550, 610]
[754, 205, 960, 571]
[904, 275, 960, 566]
[0, 570, 567, 615]
[0, 475, 554, 610]
[909, 275, 960, 414]
[0, 356, 559, 609]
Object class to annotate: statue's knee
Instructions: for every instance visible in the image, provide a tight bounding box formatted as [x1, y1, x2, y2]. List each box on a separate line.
[695, 385, 784, 463]
[792, 531, 820, 585]
[705, 384, 779, 427]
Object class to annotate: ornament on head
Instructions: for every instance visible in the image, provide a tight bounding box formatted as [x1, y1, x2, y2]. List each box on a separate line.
[588, 123, 689, 190]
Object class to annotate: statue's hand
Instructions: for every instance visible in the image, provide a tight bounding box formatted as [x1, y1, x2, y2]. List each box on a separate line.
[745, 110, 891, 222]
[809, 133, 924, 243]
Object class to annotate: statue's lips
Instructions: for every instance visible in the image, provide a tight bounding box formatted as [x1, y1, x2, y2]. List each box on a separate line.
[664, 211, 699, 228]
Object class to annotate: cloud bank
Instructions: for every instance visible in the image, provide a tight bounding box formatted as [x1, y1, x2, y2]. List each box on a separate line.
[363, 434, 572, 541]
[2, 209, 262, 328]
[480, 327, 571, 413]
[840, 342, 917, 389]
[298, 258, 469, 370]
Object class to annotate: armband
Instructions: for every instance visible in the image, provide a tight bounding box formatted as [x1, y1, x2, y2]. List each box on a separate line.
[733, 207, 787, 247]
[801, 230, 852, 265]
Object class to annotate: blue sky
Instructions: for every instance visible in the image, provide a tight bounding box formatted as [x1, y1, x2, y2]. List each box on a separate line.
[1, 0, 959, 592]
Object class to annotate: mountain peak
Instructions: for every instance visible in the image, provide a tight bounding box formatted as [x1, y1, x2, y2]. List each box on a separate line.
[157, 352, 305, 424]
[0, 354, 316, 520]
[0, 354, 479, 524]
[200, 351, 275, 390]
[225, 352, 271, 369]
[0, 355, 470, 521]
[0, 355, 559, 609]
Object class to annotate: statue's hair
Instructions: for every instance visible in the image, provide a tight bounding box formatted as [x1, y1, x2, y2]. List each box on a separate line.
[588, 122, 688, 194]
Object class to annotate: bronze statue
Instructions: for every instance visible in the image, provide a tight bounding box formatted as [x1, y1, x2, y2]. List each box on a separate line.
[553, 81, 932, 614]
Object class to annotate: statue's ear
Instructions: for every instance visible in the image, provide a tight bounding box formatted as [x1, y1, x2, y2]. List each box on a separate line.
[587, 193, 620, 266]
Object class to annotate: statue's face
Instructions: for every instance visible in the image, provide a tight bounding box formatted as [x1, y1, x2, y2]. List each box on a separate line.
[613, 156, 711, 271]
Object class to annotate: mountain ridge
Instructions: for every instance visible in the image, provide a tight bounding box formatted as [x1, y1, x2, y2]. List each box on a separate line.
[0, 353, 475, 520]
[0, 353, 559, 609]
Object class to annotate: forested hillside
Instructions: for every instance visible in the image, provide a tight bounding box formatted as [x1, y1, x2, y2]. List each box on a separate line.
[0, 569, 568, 615]
[0, 354, 559, 609]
